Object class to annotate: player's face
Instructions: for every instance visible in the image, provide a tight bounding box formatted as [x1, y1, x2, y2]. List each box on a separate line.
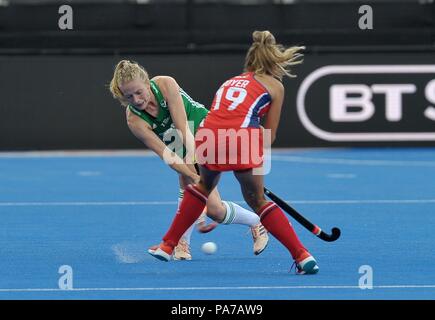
[119, 78, 151, 111]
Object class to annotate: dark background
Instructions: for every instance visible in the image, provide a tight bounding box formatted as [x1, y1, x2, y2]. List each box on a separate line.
[1, 0, 434, 150]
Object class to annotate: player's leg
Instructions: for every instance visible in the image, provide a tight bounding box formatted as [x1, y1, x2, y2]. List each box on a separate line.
[206, 188, 255, 225]
[173, 184, 193, 260]
[233, 169, 319, 274]
[204, 187, 269, 255]
[148, 186, 194, 261]
[148, 166, 221, 261]
[174, 174, 213, 260]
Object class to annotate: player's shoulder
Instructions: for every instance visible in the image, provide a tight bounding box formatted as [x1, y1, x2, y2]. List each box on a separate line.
[254, 74, 284, 97]
[151, 76, 180, 96]
[125, 105, 136, 123]
[126, 107, 153, 132]
[125, 105, 142, 122]
[152, 76, 178, 87]
[260, 74, 283, 89]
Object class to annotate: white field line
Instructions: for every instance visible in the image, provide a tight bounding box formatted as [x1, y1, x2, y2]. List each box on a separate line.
[0, 150, 156, 158]
[1, 199, 435, 207]
[0, 284, 435, 293]
[272, 155, 435, 167]
[1, 150, 434, 167]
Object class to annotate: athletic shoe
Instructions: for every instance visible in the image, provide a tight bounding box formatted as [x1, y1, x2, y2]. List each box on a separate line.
[173, 239, 192, 261]
[250, 223, 269, 255]
[148, 241, 174, 262]
[293, 250, 319, 275]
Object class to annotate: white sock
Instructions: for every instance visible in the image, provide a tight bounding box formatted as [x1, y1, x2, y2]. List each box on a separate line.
[181, 224, 195, 245]
[177, 189, 184, 210]
[178, 189, 195, 245]
[221, 201, 260, 227]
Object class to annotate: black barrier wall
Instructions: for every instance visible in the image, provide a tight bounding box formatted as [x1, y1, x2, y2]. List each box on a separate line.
[1, 1, 433, 51]
[1, 51, 435, 150]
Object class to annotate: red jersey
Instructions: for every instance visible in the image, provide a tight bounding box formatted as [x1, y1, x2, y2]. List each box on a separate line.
[202, 72, 272, 129]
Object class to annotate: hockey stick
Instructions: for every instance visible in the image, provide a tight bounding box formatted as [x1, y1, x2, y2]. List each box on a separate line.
[264, 187, 341, 242]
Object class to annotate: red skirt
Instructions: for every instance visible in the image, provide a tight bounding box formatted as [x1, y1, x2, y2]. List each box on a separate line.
[195, 127, 264, 171]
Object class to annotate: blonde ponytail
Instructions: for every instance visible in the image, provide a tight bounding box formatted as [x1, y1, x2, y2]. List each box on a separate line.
[109, 60, 149, 106]
[244, 30, 304, 80]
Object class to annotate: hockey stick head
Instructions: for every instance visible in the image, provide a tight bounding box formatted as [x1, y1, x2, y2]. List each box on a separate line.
[319, 227, 341, 242]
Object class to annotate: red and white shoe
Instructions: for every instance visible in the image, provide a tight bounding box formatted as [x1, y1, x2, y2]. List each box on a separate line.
[148, 242, 174, 262]
[294, 250, 319, 275]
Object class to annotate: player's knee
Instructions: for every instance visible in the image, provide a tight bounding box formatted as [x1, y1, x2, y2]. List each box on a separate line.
[205, 203, 225, 223]
[243, 192, 265, 213]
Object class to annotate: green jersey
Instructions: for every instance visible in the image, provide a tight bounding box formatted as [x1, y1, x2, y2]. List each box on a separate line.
[128, 80, 208, 157]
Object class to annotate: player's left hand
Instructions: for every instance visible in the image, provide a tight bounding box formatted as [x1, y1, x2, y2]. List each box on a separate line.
[197, 221, 218, 233]
[196, 211, 218, 233]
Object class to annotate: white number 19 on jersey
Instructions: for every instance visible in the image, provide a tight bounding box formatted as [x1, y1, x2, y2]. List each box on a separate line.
[212, 87, 247, 111]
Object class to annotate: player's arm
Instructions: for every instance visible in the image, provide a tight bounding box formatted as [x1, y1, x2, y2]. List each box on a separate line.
[126, 108, 199, 184]
[157, 76, 196, 162]
[262, 79, 284, 144]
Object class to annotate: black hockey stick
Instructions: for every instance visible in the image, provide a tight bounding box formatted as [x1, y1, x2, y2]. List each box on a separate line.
[264, 187, 341, 242]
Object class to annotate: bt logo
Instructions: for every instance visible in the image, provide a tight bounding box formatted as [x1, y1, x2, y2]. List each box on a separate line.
[297, 65, 435, 142]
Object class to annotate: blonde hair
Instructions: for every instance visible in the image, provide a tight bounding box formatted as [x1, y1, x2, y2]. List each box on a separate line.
[244, 30, 304, 80]
[109, 60, 149, 106]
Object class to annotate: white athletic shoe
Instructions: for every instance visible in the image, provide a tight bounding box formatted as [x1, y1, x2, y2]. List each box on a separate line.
[251, 223, 269, 255]
[173, 239, 192, 261]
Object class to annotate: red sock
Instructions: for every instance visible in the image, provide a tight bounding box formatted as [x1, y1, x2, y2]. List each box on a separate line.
[162, 184, 207, 247]
[258, 202, 307, 260]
